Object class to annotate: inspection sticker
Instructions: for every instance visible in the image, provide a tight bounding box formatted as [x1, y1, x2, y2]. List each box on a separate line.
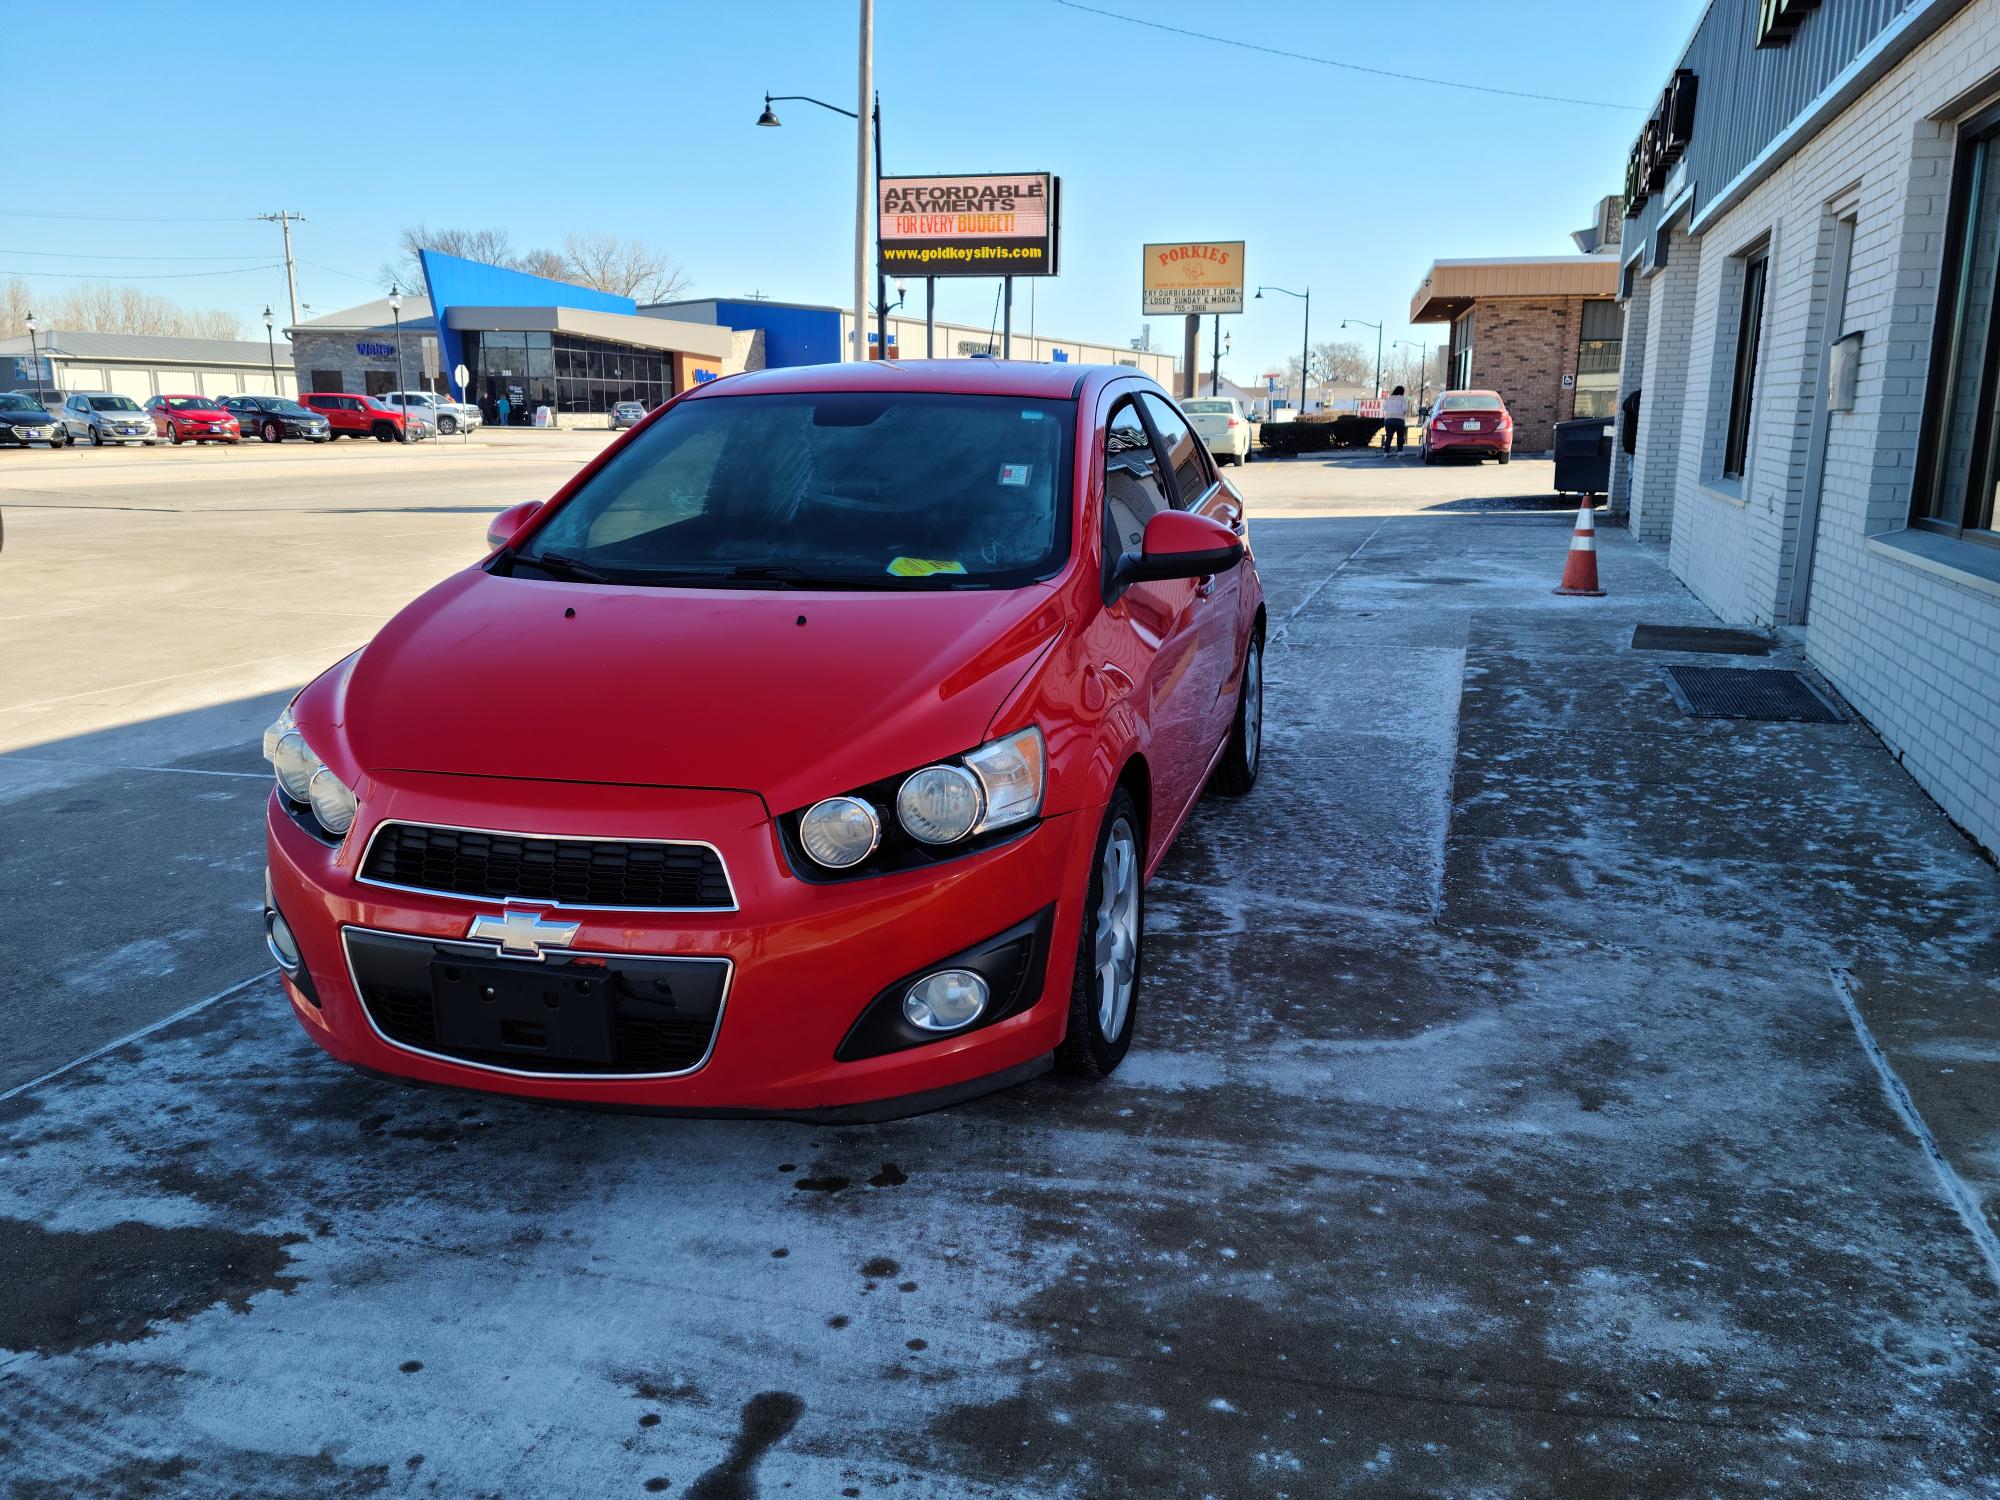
[998, 463, 1032, 486]
[887, 556, 968, 577]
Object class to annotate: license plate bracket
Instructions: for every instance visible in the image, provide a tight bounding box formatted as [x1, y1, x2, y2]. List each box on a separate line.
[431, 957, 617, 1062]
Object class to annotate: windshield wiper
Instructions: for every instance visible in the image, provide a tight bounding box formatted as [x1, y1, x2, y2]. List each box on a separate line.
[515, 550, 613, 584]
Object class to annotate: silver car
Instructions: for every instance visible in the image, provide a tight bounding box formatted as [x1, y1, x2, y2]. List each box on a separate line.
[608, 400, 649, 430]
[63, 391, 157, 445]
[380, 389, 481, 436]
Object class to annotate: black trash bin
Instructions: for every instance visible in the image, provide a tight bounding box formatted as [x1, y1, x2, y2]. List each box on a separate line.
[1553, 415, 1613, 498]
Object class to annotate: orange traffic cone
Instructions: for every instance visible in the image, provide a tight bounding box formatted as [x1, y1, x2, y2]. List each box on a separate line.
[1553, 500, 1606, 597]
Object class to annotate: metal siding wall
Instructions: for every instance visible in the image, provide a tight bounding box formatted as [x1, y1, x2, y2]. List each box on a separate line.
[417, 250, 639, 399]
[1630, 0, 1920, 252]
[711, 302, 844, 368]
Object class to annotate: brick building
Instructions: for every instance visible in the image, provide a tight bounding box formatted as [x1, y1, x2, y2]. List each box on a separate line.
[1408, 244, 1623, 453]
[1614, 0, 2000, 859]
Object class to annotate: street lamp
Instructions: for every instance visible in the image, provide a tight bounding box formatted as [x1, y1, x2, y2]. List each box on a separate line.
[263, 306, 278, 395]
[1391, 338, 1432, 412]
[388, 286, 408, 430]
[24, 309, 44, 406]
[1256, 285, 1309, 414]
[1342, 318, 1383, 399]
[758, 80, 884, 361]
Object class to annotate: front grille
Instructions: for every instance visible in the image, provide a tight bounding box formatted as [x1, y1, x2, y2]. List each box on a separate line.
[362, 823, 733, 909]
[345, 928, 727, 1077]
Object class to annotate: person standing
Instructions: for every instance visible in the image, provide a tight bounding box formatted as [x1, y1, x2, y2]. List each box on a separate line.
[1381, 386, 1410, 454]
[496, 394, 512, 428]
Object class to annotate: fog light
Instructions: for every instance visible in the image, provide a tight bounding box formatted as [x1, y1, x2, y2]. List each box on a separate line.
[902, 969, 989, 1032]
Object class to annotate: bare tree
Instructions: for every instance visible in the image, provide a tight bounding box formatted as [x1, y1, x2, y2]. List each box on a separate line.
[559, 231, 688, 304]
[516, 247, 570, 283]
[0, 276, 32, 340]
[379, 225, 522, 292]
[1, 281, 244, 340]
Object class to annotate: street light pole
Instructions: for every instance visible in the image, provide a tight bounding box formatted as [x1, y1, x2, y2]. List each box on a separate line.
[1392, 338, 1431, 411]
[389, 287, 407, 430]
[855, 0, 873, 362]
[1256, 285, 1310, 414]
[1343, 318, 1384, 398]
[263, 306, 278, 394]
[758, 70, 883, 363]
[24, 310, 44, 407]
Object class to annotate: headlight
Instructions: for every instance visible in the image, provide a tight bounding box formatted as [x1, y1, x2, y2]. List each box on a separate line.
[897, 764, 983, 844]
[308, 765, 359, 835]
[798, 795, 880, 869]
[963, 725, 1045, 833]
[262, 705, 360, 838]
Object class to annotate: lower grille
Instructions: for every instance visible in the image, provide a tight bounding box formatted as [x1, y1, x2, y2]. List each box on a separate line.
[345, 928, 728, 1077]
[362, 822, 733, 910]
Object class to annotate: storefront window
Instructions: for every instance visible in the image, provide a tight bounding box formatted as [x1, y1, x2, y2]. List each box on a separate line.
[1916, 112, 2000, 543]
[1574, 300, 1624, 419]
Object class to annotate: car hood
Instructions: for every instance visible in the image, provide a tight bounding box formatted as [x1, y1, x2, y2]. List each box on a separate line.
[0, 409, 50, 424]
[323, 568, 1066, 811]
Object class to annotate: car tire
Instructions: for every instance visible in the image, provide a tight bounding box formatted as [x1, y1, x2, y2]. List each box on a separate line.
[1498, 451, 1511, 465]
[262, 420, 282, 442]
[1056, 787, 1144, 1080]
[438, 415, 457, 436]
[167, 425, 181, 446]
[1210, 629, 1263, 797]
[373, 422, 398, 442]
[89, 427, 103, 446]
[1241, 445, 1251, 465]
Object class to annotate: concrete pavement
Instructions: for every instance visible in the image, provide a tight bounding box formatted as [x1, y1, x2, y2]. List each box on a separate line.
[3, 444, 1998, 1496]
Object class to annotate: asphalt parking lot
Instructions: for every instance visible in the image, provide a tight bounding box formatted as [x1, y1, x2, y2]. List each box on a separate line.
[3, 438, 1998, 1496]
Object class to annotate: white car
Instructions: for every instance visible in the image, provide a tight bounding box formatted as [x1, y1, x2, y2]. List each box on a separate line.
[379, 390, 481, 436]
[1183, 397, 1253, 465]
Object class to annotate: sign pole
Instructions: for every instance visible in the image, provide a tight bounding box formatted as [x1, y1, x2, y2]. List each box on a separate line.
[1182, 314, 1199, 399]
[1002, 277, 1013, 359]
[1210, 313, 1221, 397]
[926, 278, 935, 358]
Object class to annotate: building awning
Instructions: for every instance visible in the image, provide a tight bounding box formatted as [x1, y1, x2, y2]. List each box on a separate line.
[442, 306, 733, 360]
[1409, 255, 1619, 323]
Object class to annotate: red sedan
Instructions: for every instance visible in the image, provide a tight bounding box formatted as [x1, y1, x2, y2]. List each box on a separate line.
[146, 394, 241, 445]
[1423, 389, 1513, 464]
[262, 361, 1264, 1118]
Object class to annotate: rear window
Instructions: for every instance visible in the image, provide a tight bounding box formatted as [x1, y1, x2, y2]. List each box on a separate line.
[515, 390, 1074, 590]
[1436, 394, 1503, 413]
[1182, 400, 1232, 414]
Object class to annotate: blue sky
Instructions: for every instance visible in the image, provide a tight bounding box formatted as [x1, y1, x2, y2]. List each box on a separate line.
[5, 0, 1701, 384]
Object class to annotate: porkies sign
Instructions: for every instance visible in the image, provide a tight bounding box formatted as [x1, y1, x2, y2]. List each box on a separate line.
[1142, 241, 1245, 316]
[878, 173, 1060, 278]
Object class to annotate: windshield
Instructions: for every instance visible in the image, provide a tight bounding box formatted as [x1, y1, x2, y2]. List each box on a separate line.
[165, 396, 222, 411]
[514, 390, 1074, 589]
[88, 396, 142, 411]
[0, 393, 34, 411]
[264, 398, 311, 416]
[1436, 394, 1503, 413]
[1183, 400, 1232, 414]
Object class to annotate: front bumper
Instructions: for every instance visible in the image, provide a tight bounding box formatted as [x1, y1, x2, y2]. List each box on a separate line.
[267, 770, 1092, 1115]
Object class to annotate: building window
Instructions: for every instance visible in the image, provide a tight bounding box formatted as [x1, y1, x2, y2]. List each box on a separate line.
[1450, 309, 1474, 390]
[1722, 250, 1768, 479]
[1574, 300, 1624, 418]
[1914, 110, 2000, 544]
[310, 369, 344, 393]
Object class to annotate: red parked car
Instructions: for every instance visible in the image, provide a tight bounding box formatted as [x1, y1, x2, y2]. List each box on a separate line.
[262, 361, 1265, 1118]
[146, 394, 241, 445]
[299, 391, 430, 442]
[1423, 389, 1513, 464]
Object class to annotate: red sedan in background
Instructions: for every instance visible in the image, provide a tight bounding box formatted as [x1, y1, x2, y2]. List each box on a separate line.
[146, 394, 241, 445]
[1423, 389, 1513, 464]
[262, 361, 1265, 1119]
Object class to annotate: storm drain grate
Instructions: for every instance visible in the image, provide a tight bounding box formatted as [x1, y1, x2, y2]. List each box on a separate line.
[1662, 666, 1845, 723]
[1632, 623, 1773, 656]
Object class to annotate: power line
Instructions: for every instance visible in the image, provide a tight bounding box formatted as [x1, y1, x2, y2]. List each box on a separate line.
[1047, 0, 1644, 111]
[0, 263, 282, 280]
[0, 207, 255, 223]
[0, 247, 274, 261]
[301, 259, 386, 286]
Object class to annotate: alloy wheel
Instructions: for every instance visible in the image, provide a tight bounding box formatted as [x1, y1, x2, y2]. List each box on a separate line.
[1094, 816, 1140, 1041]
[1242, 638, 1262, 775]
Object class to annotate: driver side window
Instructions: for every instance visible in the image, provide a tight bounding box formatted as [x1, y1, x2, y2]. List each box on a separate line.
[1103, 397, 1172, 565]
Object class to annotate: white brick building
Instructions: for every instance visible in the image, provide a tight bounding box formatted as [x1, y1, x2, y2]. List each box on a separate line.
[1617, 0, 2000, 857]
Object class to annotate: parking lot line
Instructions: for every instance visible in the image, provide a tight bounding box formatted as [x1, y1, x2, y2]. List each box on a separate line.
[0, 968, 274, 1103]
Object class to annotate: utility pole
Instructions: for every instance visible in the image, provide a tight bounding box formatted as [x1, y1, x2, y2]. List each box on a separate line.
[855, 0, 873, 361]
[1210, 312, 1221, 397]
[256, 212, 305, 328]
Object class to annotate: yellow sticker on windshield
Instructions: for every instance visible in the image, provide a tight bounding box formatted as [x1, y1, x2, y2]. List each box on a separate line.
[887, 556, 968, 577]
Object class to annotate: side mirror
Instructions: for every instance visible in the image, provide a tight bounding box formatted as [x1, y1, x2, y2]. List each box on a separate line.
[1112, 510, 1244, 592]
[485, 499, 544, 551]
